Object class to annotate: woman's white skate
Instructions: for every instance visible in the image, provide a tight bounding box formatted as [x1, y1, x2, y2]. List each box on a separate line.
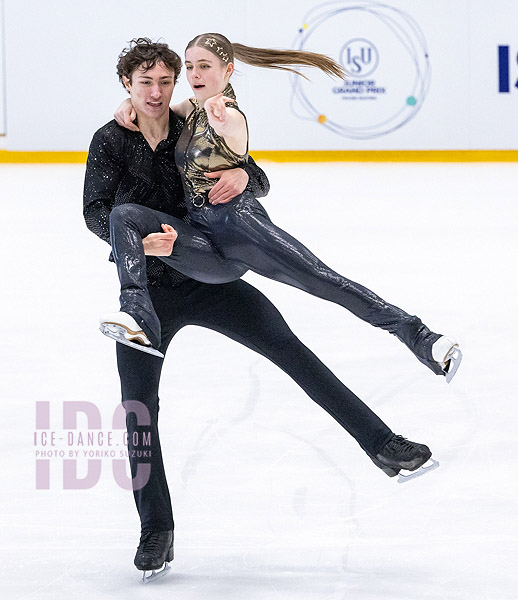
[432, 336, 463, 383]
[99, 312, 164, 358]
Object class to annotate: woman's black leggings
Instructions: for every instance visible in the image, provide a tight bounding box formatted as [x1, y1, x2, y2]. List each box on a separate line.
[109, 197, 443, 375]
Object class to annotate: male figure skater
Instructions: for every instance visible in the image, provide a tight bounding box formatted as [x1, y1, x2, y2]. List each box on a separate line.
[83, 38, 434, 582]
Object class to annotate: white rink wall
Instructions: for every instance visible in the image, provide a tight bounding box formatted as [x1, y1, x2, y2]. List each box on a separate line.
[1, 0, 518, 150]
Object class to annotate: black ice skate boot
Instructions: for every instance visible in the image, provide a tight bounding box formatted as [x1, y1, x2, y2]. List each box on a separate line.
[134, 530, 174, 583]
[369, 434, 436, 480]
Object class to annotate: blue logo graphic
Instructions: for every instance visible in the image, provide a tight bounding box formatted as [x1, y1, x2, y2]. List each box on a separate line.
[498, 45, 518, 93]
[290, 1, 431, 140]
[340, 38, 379, 77]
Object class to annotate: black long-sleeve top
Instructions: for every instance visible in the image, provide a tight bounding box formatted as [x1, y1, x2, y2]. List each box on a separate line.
[83, 109, 270, 287]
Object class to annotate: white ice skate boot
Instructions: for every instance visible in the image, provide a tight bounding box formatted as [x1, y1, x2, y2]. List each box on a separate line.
[432, 336, 462, 383]
[99, 312, 164, 358]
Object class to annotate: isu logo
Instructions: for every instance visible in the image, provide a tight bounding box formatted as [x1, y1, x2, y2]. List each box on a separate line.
[340, 38, 379, 78]
[291, 1, 430, 139]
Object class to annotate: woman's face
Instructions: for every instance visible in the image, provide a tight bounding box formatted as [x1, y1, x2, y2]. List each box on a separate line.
[185, 46, 233, 105]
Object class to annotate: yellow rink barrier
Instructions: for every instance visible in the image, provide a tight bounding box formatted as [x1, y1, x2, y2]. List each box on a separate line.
[1, 149, 518, 163]
[249, 150, 518, 162]
[0, 150, 89, 163]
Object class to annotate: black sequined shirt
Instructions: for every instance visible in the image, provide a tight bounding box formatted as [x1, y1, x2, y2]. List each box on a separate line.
[83, 109, 270, 287]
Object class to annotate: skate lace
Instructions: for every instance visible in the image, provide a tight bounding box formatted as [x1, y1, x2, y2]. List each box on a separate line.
[139, 531, 161, 554]
[391, 435, 416, 455]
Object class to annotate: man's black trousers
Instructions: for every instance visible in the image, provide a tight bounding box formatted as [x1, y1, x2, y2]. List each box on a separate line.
[117, 278, 394, 532]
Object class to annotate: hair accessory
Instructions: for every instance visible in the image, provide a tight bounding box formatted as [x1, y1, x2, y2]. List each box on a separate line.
[204, 37, 230, 63]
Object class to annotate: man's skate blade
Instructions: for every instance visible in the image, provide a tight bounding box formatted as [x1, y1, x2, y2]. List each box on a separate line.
[445, 347, 463, 383]
[99, 324, 164, 358]
[397, 458, 440, 484]
[141, 562, 171, 583]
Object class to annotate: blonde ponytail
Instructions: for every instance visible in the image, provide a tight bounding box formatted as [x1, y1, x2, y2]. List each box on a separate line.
[232, 43, 345, 79]
[186, 33, 345, 80]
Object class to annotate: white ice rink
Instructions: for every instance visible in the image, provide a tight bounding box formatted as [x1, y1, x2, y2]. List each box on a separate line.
[1, 161, 517, 599]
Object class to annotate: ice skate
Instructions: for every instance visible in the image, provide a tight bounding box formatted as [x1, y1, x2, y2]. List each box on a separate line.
[134, 530, 174, 583]
[369, 434, 439, 482]
[99, 312, 164, 358]
[395, 318, 462, 381]
[432, 336, 462, 383]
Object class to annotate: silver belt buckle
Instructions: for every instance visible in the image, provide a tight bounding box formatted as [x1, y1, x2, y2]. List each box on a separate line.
[191, 194, 205, 208]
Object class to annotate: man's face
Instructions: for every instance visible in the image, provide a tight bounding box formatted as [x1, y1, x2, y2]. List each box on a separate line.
[123, 62, 175, 119]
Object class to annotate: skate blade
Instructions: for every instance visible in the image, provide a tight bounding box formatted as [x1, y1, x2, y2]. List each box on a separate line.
[99, 323, 164, 358]
[444, 347, 462, 383]
[141, 561, 171, 583]
[397, 458, 440, 484]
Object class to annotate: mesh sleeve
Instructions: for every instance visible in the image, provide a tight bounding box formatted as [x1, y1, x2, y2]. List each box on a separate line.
[243, 155, 270, 198]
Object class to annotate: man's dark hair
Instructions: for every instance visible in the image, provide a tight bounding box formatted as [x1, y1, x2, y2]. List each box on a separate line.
[116, 37, 182, 88]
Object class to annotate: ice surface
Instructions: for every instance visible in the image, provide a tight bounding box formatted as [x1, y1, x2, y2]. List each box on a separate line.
[1, 162, 517, 599]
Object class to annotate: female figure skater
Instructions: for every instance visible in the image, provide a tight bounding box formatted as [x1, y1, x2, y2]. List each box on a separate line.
[105, 33, 461, 382]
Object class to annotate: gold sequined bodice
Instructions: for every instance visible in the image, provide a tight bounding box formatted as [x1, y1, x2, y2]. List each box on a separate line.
[175, 84, 248, 205]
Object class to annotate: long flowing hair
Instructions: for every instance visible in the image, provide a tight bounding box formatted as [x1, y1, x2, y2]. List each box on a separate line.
[186, 33, 345, 80]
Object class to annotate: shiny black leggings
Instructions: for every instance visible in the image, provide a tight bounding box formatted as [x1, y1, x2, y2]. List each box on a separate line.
[109, 197, 443, 375]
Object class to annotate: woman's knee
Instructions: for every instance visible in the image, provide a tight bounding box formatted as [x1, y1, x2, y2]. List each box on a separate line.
[110, 203, 149, 229]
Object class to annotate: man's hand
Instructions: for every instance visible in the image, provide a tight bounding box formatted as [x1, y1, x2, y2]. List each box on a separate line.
[142, 224, 178, 256]
[206, 169, 249, 205]
[115, 98, 139, 132]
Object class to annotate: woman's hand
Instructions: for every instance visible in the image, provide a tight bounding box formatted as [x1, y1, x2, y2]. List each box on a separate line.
[205, 93, 234, 128]
[142, 224, 178, 256]
[114, 98, 139, 132]
[204, 93, 247, 155]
